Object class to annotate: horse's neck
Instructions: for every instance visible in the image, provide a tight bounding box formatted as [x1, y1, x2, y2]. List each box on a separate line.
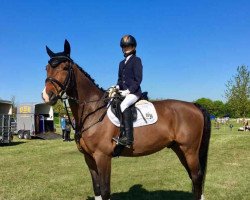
[67, 65, 104, 128]
[74, 66, 103, 103]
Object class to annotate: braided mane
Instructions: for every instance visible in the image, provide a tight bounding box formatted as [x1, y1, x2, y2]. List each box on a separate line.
[74, 63, 105, 92]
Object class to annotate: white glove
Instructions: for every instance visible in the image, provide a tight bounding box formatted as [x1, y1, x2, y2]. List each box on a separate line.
[120, 89, 130, 97]
[108, 85, 119, 98]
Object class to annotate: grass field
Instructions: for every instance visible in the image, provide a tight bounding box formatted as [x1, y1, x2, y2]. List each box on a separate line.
[0, 122, 250, 200]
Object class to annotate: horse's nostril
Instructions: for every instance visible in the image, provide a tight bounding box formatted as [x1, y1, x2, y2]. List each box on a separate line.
[47, 92, 58, 105]
[48, 92, 54, 99]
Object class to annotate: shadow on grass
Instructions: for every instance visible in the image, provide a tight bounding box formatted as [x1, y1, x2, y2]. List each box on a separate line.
[0, 141, 26, 146]
[87, 184, 193, 200]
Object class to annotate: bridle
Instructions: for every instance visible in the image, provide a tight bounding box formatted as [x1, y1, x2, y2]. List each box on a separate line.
[45, 56, 74, 99]
[44, 56, 111, 134]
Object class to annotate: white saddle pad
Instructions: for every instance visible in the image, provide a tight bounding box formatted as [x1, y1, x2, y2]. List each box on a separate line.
[107, 100, 158, 127]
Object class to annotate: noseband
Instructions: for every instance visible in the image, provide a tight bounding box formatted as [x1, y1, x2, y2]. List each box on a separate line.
[45, 56, 74, 98]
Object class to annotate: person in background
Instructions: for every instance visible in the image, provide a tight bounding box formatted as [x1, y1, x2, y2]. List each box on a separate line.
[72, 117, 76, 135]
[64, 116, 71, 141]
[60, 115, 66, 141]
[244, 120, 249, 131]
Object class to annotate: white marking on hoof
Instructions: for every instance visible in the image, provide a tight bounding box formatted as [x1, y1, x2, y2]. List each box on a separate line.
[42, 87, 50, 103]
[200, 194, 205, 200]
[95, 196, 102, 200]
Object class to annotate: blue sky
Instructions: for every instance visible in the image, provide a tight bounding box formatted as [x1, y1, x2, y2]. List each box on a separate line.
[1, 0, 250, 104]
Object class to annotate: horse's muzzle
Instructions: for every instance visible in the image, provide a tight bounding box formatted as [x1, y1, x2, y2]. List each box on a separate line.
[48, 92, 58, 105]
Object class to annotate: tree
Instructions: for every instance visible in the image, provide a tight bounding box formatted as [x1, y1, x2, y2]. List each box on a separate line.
[11, 95, 17, 117]
[194, 98, 214, 114]
[213, 100, 225, 117]
[194, 98, 227, 117]
[10, 95, 16, 108]
[224, 102, 234, 118]
[53, 101, 65, 116]
[225, 65, 250, 118]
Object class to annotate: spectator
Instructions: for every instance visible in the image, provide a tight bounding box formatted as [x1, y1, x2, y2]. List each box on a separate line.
[65, 116, 71, 141]
[244, 120, 249, 131]
[72, 117, 76, 135]
[60, 115, 66, 141]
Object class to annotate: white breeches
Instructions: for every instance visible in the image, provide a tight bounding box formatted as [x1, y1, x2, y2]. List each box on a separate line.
[120, 94, 139, 112]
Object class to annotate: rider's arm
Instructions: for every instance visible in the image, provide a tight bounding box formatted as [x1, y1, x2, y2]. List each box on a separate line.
[129, 57, 143, 93]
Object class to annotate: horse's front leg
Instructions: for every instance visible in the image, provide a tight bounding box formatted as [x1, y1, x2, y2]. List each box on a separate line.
[84, 154, 102, 200]
[94, 153, 112, 200]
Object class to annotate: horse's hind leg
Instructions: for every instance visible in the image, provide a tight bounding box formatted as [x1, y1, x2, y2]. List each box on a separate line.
[171, 143, 203, 199]
[171, 143, 191, 178]
[84, 154, 102, 199]
[185, 152, 204, 200]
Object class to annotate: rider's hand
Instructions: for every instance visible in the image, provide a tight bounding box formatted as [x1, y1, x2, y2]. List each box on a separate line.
[120, 89, 130, 97]
[108, 85, 119, 98]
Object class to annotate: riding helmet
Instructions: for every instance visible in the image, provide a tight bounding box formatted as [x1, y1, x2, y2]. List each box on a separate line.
[120, 35, 137, 48]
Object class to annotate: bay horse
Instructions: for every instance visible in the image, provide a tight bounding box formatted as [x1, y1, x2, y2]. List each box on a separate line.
[42, 40, 211, 200]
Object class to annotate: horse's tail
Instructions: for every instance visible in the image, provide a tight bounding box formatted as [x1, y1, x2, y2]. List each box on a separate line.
[194, 103, 211, 188]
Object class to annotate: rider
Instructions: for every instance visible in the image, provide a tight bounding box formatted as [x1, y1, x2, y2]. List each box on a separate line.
[116, 34, 143, 147]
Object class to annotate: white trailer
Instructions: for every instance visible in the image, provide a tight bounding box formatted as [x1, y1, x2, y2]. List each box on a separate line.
[16, 103, 54, 139]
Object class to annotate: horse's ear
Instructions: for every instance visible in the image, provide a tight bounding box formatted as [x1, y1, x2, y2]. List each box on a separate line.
[46, 46, 55, 58]
[64, 39, 71, 57]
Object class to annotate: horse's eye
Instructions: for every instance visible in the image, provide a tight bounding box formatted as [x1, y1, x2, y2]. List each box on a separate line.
[63, 65, 69, 70]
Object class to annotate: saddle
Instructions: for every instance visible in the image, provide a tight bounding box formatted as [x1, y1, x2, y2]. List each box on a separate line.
[110, 92, 148, 123]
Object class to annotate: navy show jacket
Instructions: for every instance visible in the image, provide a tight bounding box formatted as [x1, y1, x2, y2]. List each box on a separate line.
[117, 55, 143, 97]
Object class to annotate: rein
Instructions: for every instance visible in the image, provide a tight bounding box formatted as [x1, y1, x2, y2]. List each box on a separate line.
[63, 94, 110, 132]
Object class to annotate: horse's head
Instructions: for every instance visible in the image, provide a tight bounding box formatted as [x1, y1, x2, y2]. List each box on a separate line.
[42, 40, 74, 105]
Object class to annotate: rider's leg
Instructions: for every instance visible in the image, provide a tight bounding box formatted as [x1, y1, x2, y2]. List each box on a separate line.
[120, 108, 133, 145]
[118, 94, 139, 146]
[120, 94, 139, 113]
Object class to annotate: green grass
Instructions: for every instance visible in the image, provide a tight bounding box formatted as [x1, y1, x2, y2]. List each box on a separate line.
[0, 122, 250, 200]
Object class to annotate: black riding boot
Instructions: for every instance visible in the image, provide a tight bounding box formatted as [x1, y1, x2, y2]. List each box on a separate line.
[118, 108, 134, 147]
